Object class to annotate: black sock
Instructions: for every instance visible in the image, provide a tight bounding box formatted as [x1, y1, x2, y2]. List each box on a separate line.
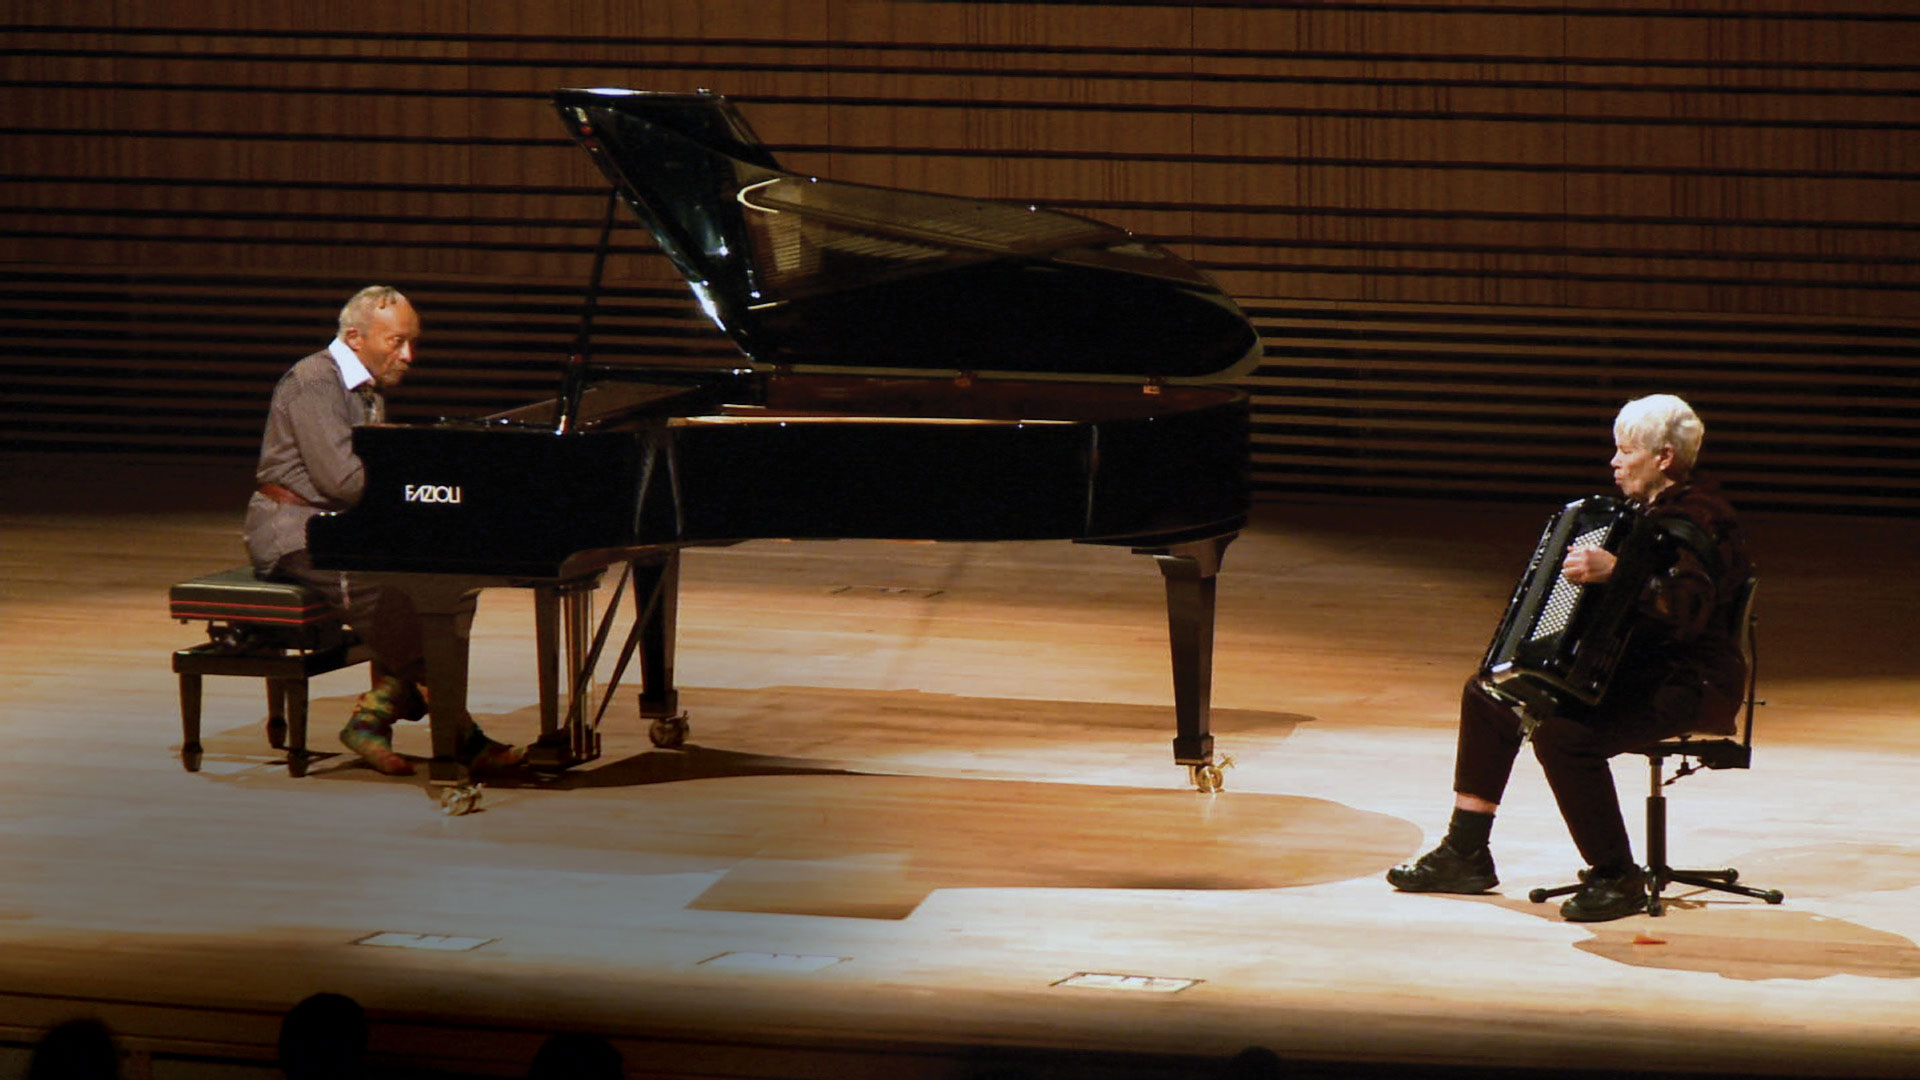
[1445, 807, 1495, 855]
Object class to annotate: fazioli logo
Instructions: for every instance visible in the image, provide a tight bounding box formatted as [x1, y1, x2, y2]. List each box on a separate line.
[404, 484, 463, 504]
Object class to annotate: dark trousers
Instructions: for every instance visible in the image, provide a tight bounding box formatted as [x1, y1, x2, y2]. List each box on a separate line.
[268, 550, 426, 686]
[1453, 673, 1705, 869]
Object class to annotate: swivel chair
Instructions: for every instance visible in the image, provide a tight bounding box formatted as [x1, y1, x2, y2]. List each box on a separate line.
[1531, 576, 1784, 917]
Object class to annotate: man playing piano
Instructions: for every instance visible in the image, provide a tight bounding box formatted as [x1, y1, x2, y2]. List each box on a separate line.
[244, 285, 523, 777]
[1386, 394, 1753, 921]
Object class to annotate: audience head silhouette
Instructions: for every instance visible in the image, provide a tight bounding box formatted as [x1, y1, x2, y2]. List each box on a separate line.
[528, 1031, 623, 1079]
[277, 992, 368, 1080]
[1220, 1045, 1290, 1078]
[28, 1018, 122, 1080]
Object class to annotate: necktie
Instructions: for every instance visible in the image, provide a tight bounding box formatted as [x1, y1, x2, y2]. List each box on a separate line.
[354, 385, 384, 424]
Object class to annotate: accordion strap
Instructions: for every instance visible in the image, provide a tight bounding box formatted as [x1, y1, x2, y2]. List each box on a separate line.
[1653, 515, 1723, 580]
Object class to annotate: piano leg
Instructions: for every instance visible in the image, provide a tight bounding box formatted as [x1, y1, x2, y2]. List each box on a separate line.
[396, 578, 485, 791]
[1142, 534, 1235, 792]
[632, 552, 688, 748]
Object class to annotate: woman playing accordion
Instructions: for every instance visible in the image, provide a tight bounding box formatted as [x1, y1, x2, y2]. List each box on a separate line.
[1387, 394, 1754, 922]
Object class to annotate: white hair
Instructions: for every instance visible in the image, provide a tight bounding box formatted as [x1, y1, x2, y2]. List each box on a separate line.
[1614, 393, 1705, 475]
[337, 285, 409, 334]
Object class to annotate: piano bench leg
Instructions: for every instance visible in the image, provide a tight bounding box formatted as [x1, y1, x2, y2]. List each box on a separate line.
[278, 676, 313, 778]
[171, 641, 367, 777]
[265, 677, 289, 750]
[178, 672, 203, 773]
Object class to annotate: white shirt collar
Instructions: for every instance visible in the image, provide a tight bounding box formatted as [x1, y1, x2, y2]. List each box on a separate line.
[327, 336, 376, 391]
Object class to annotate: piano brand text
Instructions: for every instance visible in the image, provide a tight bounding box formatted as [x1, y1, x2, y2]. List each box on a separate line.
[404, 484, 463, 505]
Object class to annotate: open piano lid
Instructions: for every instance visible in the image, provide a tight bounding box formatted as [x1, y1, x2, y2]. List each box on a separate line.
[553, 88, 1260, 383]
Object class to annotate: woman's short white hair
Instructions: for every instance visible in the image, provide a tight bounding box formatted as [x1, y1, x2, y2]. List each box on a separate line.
[1614, 393, 1704, 475]
[337, 285, 408, 335]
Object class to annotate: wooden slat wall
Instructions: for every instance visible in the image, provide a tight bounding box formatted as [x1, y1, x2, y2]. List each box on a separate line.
[2, 1, 1916, 514]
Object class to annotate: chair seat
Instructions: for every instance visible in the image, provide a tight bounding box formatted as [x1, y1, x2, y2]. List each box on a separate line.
[170, 566, 348, 652]
[169, 565, 335, 623]
[1640, 736, 1749, 771]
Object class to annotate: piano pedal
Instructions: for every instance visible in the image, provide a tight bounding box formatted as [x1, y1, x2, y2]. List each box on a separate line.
[648, 712, 690, 749]
[1187, 754, 1236, 794]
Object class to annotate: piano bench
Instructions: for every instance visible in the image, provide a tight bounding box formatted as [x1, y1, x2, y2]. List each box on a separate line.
[169, 567, 371, 776]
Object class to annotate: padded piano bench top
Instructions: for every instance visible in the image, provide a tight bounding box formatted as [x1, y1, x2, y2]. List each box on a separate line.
[169, 567, 338, 627]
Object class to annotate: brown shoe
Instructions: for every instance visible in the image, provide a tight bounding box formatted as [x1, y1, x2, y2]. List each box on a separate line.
[459, 727, 525, 776]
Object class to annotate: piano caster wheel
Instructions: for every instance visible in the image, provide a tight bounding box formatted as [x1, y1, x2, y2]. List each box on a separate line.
[648, 713, 689, 749]
[1187, 755, 1235, 793]
[439, 783, 483, 816]
[266, 716, 287, 751]
[182, 743, 203, 773]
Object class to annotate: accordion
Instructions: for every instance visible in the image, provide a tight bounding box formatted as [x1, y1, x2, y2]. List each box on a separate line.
[1480, 495, 1676, 713]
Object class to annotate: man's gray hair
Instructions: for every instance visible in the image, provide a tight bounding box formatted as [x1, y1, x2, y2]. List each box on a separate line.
[338, 285, 409, 334]
[1614, 393, 1705, 475]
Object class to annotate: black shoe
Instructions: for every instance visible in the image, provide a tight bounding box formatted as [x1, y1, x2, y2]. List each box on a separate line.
[1560, 865, 1649, 922]
[1387, 841, 1499, 894]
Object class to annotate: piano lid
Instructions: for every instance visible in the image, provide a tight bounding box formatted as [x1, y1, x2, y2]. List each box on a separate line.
[553, 88, 1260, 383]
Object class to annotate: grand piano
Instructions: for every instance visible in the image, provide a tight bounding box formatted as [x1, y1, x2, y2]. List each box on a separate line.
[310, 88, 1261, 806]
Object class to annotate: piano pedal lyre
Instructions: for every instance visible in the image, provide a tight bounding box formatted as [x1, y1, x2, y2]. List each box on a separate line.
[1187, 754, 1235, 794]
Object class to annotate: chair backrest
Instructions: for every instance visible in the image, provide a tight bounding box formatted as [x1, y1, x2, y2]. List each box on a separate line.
[1639, 574, 1759, 770]
[1731, 576, 1760, 748]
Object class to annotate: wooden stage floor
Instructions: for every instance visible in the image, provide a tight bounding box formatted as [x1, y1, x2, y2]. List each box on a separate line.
[2, 455, 1917, 1079]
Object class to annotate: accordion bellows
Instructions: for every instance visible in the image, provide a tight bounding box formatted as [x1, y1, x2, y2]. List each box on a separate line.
[1481, 496, 1673, 710]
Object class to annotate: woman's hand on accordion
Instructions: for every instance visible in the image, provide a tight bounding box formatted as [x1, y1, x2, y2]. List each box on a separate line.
[1562, 545, 1617, 585]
